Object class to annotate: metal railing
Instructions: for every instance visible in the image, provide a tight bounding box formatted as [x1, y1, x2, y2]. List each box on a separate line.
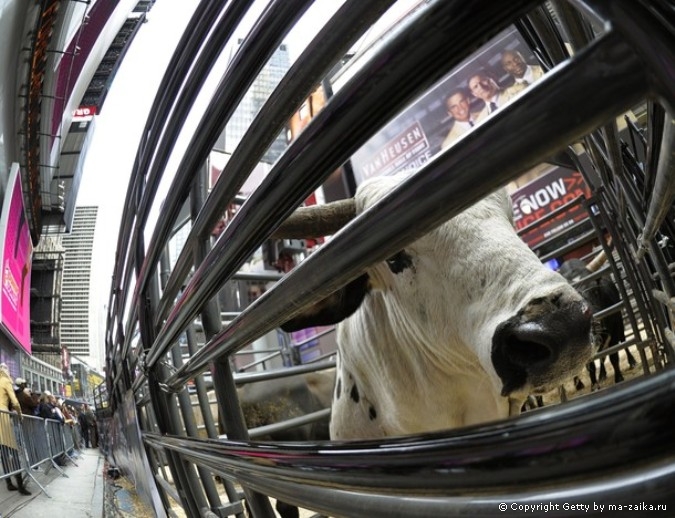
[1, 410, 85, 498]
[101, 1, 675, 516]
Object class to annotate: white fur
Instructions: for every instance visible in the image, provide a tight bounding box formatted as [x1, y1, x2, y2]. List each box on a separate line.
[330, 175, 587, 439]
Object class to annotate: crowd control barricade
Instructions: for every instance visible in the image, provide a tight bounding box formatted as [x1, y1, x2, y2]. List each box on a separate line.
[0, 410, 49, 497]
[20, 414, 61, 479]
[44, 418, 77, 470]
[61, 422, 79, 459]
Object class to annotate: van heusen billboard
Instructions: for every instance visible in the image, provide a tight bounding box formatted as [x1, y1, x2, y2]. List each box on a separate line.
[343, 26, 594, 251]
[348, 26, 542, 185]
[0, 164, 34, 352]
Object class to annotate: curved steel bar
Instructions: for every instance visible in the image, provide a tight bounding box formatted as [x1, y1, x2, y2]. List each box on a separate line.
[118, 0, 256, 319]
[576, 0, 675, 109]
[120, 0, 257, 362]
[163, 31, 647, 389]
[637, 117, 675, 258]
[247, 408, 331, 440]
[144, 368, 675, 502]
[234, 359, 337, 386]
[145, 0, 542, 370]
[153, 0, 400, 325]
[226, 460, 674, 518]
[123, 0, 314, 343]
[108, 0, 225, 333]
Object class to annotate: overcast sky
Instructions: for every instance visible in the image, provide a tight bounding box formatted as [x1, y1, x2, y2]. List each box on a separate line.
[78, 0, 349, 361]
[76, 0, 424, 368]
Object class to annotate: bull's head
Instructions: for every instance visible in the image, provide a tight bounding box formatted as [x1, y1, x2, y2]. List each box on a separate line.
[277, 176, 593, 429]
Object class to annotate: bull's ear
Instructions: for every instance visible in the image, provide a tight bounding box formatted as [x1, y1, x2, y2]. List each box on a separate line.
[280, 274, 370, 331]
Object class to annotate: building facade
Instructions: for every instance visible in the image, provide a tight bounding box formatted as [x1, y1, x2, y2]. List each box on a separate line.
[61, 206, 98, 358]
[214, 42, 291, 165]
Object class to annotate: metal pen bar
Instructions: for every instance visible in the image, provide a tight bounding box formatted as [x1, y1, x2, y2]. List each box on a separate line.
[165, 31, 648, 389]
[246, 409, 331, 440]
[142, 369, 675, 494]
[234, 359, 337, 386]
[125, 0, 311, 346]
[109, 0, 226, 342]
[146, 0, 542, 369]
[152, 0, 404, 325]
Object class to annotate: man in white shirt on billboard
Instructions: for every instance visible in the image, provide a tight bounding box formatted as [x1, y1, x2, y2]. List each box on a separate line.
[441, 89, 486, 150]
[501, 49, 545, 96]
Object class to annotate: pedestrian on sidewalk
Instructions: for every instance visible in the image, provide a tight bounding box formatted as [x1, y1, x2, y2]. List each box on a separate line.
[80, 404, 95, 448]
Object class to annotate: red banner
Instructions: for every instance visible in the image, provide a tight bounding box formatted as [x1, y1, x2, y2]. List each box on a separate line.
[512, 167, 592, 248]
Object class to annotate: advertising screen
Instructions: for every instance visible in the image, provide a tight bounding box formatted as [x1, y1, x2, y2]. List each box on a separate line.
[0, 164, 34, 352]
[511, 166, 593, 248]
[348, 26, 546, 185]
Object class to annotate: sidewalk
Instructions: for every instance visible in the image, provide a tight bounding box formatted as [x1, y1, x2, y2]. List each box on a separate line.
[0, 448, 104, 518]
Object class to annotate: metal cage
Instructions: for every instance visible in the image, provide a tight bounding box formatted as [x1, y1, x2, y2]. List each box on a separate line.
[102, 1, 675, 516]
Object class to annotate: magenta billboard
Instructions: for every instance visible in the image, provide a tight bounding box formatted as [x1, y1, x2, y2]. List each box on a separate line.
[1, 164, 33, 352]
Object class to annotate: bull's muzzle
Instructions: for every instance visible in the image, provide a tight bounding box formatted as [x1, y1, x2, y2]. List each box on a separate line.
[491, 291, 593, 397]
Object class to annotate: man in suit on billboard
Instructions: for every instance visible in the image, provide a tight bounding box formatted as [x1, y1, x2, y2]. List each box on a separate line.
[501, 49, 545, 95]
[441, 89, 486, 150]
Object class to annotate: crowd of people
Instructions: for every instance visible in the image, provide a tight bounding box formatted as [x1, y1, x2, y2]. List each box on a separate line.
[441, 49, 546, 150]
[0, 362, 98, 498]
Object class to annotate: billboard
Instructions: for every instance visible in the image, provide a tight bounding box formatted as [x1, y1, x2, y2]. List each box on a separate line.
[0, 164, 34, 352]
[511, 166, 593, 248]
[348, 26, 546, 185]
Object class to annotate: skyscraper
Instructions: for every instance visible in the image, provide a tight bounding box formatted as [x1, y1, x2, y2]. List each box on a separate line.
[61, 206, 98, 359]
[214, 42, 291, 165]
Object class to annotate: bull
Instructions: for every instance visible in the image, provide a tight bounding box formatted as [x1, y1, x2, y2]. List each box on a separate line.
[277, 175, 594, 439]
[557, 258, 637, 391]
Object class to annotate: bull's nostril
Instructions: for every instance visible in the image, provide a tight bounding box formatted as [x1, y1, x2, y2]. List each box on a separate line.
[504, 337, 553, 367]
[493, 298, 592, 397]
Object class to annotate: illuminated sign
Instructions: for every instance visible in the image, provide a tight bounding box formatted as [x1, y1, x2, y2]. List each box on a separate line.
[512, 167, 592, 247]
[0, 164, 34, 352]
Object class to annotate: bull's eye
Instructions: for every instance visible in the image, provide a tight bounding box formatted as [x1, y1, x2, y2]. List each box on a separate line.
[386, 251, 413, 274]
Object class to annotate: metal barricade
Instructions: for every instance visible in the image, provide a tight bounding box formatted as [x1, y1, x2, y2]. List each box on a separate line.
[1, 410, 49, 497]
[0, 410, 23, 485]
[20, 414, 57, 475]
[43, 418, 76, 471]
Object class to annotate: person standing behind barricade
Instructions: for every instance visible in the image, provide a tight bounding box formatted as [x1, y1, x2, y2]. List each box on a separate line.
[0, 363, 31, 495]
[89, 407, 99, 448]
[14, 378, 38, 416]
[60, 402, 81, 451]
[37, 391, 57, 420]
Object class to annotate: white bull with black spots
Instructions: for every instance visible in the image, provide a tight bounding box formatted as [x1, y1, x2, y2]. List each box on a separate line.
[278, 175, 593, 440]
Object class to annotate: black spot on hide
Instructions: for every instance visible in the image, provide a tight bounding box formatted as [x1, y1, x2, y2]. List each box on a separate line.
[335, 377, 342, 398]
[350, 384, 360, 403]
[386, 251, 413, 274]
[369, 406, 377, 420]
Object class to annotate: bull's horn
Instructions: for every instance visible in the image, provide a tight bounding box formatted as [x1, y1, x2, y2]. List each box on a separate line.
[271, 199, 356, 239]
[586, 250, 607, 272]
[586, 236, 613, 272]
